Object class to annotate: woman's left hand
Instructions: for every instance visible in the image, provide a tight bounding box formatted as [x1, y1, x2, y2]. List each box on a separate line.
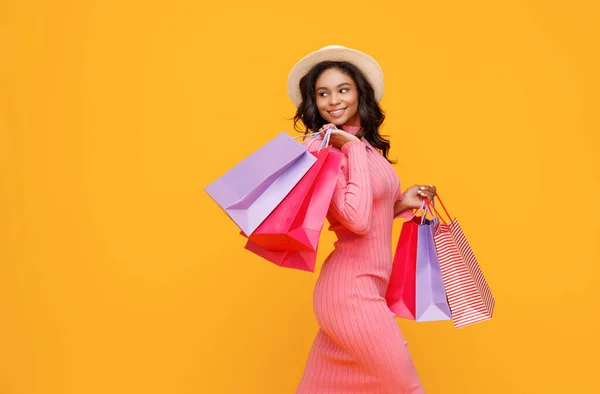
[318, 123, 359, 149]
[401, 184, 438, 210]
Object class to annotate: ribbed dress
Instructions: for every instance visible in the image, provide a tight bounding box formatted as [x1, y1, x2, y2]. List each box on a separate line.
[297, 125, 425, 394]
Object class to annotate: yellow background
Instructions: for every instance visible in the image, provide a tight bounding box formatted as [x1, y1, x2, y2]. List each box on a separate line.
[1, 0, 599, 393]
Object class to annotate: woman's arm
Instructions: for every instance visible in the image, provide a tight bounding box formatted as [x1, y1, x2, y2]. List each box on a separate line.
[328, 141, 373, 234]
[394, 194, 414, 219]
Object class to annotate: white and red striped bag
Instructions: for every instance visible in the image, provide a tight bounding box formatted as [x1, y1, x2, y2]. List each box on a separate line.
[427, 196, 494, 328]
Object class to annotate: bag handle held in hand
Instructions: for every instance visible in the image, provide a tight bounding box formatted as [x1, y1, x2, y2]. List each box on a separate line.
[425, 195, 452, 224]
[300, 126, 334, 153]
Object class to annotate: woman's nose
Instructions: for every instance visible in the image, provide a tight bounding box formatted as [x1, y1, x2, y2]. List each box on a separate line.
[329, 93, 341, 105]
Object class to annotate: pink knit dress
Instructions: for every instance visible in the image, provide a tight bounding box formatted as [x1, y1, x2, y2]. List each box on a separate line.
[297, 125, 425, 393]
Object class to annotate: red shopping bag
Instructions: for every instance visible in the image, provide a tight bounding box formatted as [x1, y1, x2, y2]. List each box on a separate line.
[427, 196, 494, 328]
[244, 240, 318, 272]
[385, 215, 422, 320]
[244, 146, 343, 272]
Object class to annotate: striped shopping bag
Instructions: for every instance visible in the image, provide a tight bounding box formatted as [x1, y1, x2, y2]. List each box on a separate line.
[427, 196, 494, 328]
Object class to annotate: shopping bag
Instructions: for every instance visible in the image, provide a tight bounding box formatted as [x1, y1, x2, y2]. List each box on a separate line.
[244, 239, 319, 272]
[415, 214, 452, 322]
[244, 138, 342, 272]
[386, 215, 421, 320]
[247, 146, 343, 252]
[204, 132, 317, 236]
[427, 196, 494, 328]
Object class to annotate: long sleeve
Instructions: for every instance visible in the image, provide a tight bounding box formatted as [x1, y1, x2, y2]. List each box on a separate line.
[328, 141, 373, 234]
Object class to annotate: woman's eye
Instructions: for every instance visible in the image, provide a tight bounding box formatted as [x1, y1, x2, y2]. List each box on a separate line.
[340, 88, 348, 93]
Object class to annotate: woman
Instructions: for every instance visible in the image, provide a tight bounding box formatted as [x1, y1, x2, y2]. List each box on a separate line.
[287, 45, 436, 393]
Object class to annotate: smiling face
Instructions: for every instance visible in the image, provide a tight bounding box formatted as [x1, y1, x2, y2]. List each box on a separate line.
[315, 67, 361, 127]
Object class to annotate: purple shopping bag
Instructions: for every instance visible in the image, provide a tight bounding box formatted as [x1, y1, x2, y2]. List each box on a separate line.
[416, 217, 452, 322]
[204, 132, 317, 236]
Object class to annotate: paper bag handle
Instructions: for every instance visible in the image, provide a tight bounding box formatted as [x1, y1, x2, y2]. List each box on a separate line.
[425, 195, 452, 224]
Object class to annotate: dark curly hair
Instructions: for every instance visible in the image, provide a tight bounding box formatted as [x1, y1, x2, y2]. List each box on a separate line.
[292, 61, 394, 163]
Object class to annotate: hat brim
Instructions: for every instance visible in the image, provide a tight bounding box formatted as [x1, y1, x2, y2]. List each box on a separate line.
[287, 45, 384, 108]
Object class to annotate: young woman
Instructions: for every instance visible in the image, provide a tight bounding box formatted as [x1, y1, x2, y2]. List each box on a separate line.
[287, 45, 436, 393]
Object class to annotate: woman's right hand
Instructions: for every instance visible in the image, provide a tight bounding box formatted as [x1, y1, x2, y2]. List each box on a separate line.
[318, 123, 360, 150]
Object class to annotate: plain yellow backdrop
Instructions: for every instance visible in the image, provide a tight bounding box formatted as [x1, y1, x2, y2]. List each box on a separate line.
[1, 1, 599, 393]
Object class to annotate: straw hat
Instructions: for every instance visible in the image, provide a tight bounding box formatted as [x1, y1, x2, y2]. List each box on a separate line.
[287, 45, 384, 107]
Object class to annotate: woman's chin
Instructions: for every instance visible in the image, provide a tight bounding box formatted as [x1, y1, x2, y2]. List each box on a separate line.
[324, 118, 346, 126]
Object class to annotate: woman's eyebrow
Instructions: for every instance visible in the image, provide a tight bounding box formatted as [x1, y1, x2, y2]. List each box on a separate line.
[316, 82, 352, 91]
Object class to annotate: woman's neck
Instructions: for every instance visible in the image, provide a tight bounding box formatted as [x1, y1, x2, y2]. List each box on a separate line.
[341, 124, 362, 136]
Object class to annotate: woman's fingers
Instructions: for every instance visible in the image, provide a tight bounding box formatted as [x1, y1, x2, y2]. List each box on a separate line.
[319, 123, 335, 132]
[417, 185, 437, 199]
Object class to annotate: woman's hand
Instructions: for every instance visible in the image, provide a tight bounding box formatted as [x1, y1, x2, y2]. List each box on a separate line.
[400, 184, 438, 210]
[318, 123, 359, 150]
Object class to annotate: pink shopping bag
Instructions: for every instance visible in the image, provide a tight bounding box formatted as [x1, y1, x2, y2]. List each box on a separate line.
[247, 147, 342, 252]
